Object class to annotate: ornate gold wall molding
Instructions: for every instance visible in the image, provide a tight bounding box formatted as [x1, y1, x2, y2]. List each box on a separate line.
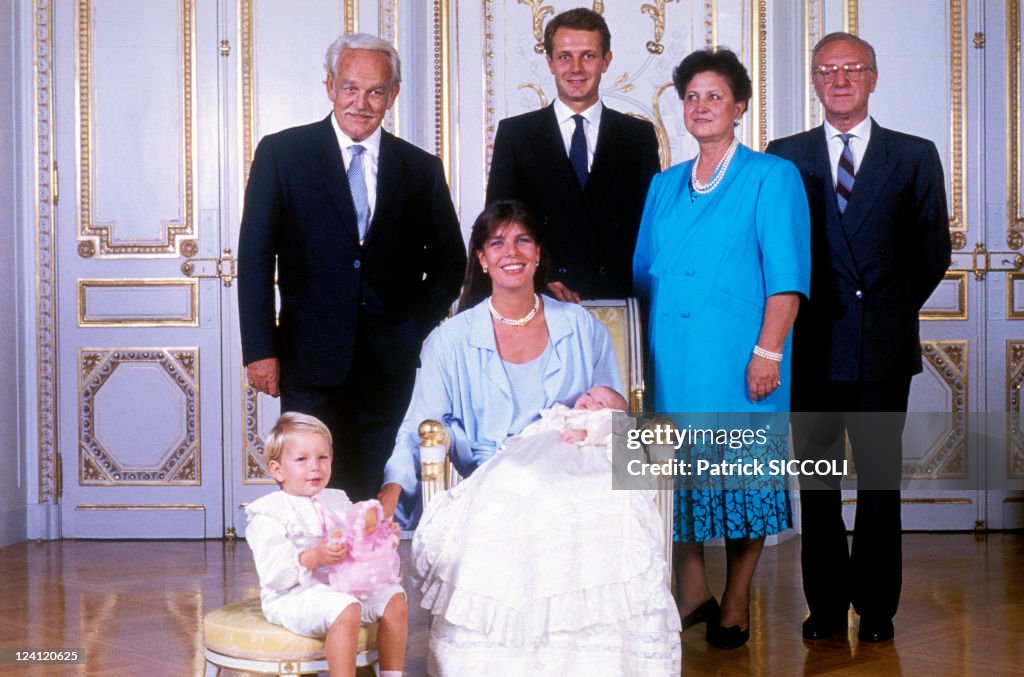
[76, 0, 197, 256]
[517, 0, 554, 54]
[949, 0, 966, 238]
[804, 0, 823, 130]
[920, 270, 969, 320]
[346, 0, 357, 33]
[907, 341, 968, 479]
[243, 373, 272, 483]
[1010, 341, 1024, 476]
[845, 0, 859, 35]
[79, 348, 200, 485]
[380, 0, 399, 135]
[751, 0, 767, 151]
[34, 0, 58, 504]
[78, 279, 199, 327]
[1008, 0, 1023, 250]
[434, 0, 452, 181]
[643, 0, 683, 54]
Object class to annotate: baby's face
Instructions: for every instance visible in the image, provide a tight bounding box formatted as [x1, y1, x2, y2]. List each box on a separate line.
[574, 386, 627, 411]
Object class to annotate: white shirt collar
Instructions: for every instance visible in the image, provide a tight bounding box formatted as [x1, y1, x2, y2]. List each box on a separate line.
[824, 116, 872, 144]
[330, 111, 383, 157]
[553, 98, 603, 128]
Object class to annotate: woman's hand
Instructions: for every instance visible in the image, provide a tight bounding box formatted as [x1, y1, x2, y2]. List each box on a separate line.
[746, 354, 781, 402]
[299, 538, 348, 570]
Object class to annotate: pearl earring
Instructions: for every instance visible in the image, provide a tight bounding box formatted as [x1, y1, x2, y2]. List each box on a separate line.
[482, 265, 488, 274]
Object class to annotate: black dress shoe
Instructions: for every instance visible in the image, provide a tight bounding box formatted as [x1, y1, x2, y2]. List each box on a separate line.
[802, 614, 847, 640]
[681, 597, 720, 630]
[707, 622, 750, 649]
[857, 617, 894, 642]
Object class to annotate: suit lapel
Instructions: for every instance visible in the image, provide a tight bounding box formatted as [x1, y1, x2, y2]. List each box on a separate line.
[313, 115, 361, 245]
[587, 108, 619, 194]
[538, 105, 583, 192]
[365, 131, 405, 248]
[840, 119, 892, 240]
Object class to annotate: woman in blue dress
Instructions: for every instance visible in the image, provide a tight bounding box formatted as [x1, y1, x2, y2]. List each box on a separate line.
[633, 48, 811, 649]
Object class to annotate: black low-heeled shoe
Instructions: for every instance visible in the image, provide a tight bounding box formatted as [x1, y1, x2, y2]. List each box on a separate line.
[681, 597, 721, 630]
[707, 622, 750, 649]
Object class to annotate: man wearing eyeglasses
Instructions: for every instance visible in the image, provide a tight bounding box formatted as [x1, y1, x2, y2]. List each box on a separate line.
[767, 33, 951, 644]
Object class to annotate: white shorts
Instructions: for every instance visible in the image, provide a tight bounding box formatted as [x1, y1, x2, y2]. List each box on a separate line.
[264, 582, 405, 638]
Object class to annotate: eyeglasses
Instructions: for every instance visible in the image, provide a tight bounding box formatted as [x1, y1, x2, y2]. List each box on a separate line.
[811, 63, 875, 82]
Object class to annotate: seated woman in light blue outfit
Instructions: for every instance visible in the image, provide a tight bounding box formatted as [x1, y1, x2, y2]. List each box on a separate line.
[633, 48, 810, 650]
[378, 201, 680, 676]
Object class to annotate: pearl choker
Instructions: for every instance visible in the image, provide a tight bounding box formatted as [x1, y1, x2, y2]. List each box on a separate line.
[488, 294, 540, 327]
[691, 137, 739, 195]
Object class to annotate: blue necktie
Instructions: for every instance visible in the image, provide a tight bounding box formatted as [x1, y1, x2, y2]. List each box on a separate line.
[348, 144, 369, 243]
[569, 114, 588, 189]
[836, 133, 855, 216]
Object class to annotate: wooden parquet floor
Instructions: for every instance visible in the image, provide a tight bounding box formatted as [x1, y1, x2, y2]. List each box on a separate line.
[0, 533, 1021, 676]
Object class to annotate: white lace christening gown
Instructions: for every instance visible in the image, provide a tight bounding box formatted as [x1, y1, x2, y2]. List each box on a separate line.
[412, 406, 681, 676]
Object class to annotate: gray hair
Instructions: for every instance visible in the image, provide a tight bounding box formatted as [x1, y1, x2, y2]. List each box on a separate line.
[324, 33, 402, 86]
[812, 32, 877, 70]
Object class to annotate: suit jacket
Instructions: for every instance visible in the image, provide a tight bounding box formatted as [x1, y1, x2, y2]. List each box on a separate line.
[238, 115, 466, 388]
[486, 104, 660, 299]
[766, 120, 951, 384]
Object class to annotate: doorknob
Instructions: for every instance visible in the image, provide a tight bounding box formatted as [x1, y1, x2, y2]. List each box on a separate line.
[181, 248, 238, 287]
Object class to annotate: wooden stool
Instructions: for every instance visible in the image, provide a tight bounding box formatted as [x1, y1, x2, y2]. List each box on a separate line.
[203, 598, 379, 676]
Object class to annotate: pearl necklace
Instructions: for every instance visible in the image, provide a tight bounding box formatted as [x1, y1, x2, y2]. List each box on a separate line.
[488, 294, 540, 327]
[690, 137, 739, 195]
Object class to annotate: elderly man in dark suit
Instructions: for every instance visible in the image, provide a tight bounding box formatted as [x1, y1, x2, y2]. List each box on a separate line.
[767, 32, 951, 643]
[486, 7, 661, 302]
[238, 33, 466, 501]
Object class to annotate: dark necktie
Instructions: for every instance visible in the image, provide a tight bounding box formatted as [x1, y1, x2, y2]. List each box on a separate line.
[569, 114, 589, 189]
[348, 144, 369, 243]
[836, 133, 855, 216]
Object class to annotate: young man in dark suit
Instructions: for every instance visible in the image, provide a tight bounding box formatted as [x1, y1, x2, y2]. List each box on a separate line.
[486, 8, 661, 302]
[238, 34, 466, 502]
[767, 32, 951, 643]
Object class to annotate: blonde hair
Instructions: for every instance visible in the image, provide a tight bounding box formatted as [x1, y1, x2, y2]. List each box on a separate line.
[263, 412, 333, 465]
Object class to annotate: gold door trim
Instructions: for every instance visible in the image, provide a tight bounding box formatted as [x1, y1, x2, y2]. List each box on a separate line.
[1008, 340, 1024, 477]
[434, 0, 452, 183]
[920, 270, 969, 320]
[842, 498, 972, 505]
[33, 0, 58, 504]
[1008, 0, 1023, 249]
[78, 279, 199, 327]
[76, 0, 198, 257]
[79, 348, 200, 486]
[75, 504, 205, 511]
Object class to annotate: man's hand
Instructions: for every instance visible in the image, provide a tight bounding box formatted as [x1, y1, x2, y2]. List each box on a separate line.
[247, 357, 280, 397]
[546, 281, 581, 303]
[377, 483, 402, 519]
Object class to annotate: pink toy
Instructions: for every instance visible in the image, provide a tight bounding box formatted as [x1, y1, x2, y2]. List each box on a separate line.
[323, 499, 400, 601]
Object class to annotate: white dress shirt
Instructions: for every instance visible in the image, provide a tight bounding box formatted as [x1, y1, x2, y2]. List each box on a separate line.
[330, 112, 381, 220]
[554, 99, 602, 172]
[824, 116, 872, 188]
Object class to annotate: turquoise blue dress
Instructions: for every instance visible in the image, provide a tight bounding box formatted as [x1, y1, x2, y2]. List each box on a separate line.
[633, 144, 811, 541]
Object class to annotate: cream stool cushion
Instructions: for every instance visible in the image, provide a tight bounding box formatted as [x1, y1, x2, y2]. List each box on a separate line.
[203, 597, 378, 676]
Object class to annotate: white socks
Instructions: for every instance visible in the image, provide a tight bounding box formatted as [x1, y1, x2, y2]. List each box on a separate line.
[380, 671, 402, 677]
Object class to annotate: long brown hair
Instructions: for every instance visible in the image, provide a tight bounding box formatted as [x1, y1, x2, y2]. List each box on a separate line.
[457, 200, 548, 311]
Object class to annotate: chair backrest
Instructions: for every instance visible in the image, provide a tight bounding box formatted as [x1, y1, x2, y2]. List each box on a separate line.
[581, 298, 644, 415]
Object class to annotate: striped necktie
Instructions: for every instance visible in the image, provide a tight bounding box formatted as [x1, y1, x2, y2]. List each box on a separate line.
[836, 133, 855, 216]
[347, 144, 369, 243]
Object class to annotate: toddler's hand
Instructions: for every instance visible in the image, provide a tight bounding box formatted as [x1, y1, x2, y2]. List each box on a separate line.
[301, 537, 348, 569]
[561, 428, 588, 443]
